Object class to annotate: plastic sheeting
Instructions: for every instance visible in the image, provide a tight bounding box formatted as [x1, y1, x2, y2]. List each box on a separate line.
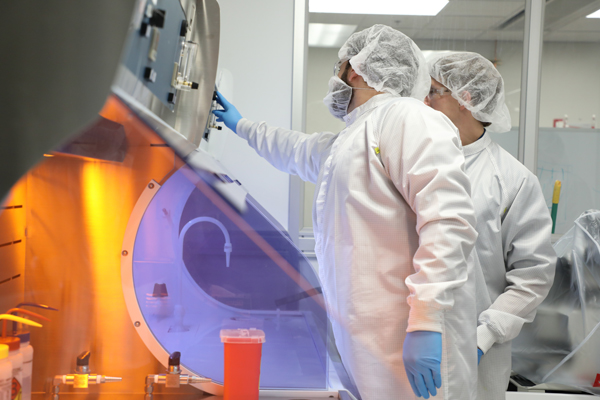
[512, 210, 600, 394]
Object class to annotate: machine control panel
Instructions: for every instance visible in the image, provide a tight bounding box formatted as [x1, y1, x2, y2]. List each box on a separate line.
[123, 0, 198, 110]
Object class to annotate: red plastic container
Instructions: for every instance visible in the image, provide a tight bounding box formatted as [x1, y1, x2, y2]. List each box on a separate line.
[220, 328, 266, 400]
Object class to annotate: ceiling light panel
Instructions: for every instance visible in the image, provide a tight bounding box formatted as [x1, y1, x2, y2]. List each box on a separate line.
[309, 23, 357, 47]
[586, 9, 600, 18]
[309, 0, 449, 16]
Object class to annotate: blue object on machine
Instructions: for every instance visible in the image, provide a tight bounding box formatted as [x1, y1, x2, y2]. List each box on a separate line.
[403, 331, 442, 399]
[212, 91, 243, 133]
[478, 348, 483, 365]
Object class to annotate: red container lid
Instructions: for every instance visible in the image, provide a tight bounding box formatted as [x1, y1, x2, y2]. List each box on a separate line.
[0, 337, 20, 351]
[220, 328, 265, 344]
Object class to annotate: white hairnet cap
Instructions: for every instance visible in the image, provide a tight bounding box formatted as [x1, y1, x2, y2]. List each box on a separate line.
[338, 24, 429, 100]
[428, 52, 511, 133]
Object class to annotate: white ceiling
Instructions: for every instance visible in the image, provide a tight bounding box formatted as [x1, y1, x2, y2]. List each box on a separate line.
[308, 0, 600, 44]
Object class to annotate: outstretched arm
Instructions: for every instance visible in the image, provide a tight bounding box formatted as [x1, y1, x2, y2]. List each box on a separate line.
[213, 91, 337, 184]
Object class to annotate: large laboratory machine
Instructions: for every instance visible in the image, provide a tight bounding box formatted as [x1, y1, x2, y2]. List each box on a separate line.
[0, 1, 355, 399]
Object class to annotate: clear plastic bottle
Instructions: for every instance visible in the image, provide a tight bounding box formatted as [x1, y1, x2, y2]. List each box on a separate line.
[15, 334, 32, 400]
[0, 344, 12, 400]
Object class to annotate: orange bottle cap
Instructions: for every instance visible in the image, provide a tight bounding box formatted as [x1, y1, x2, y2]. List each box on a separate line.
[0, 337, 20, 351]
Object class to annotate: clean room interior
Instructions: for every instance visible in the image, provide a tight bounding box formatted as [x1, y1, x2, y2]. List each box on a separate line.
[1, 0, 600, 399]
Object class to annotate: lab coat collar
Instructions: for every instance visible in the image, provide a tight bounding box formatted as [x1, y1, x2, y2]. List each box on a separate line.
[463, 131, 492, 156]
[343, 93, 396, 127]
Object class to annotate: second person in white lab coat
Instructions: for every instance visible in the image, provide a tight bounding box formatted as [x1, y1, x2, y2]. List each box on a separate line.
[214, 25, 480, 400]
[426, 51, 557, 400]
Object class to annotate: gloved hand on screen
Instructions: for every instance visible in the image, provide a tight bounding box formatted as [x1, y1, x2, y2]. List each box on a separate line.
[403, 331, 442, 399]
[212, 91, 243, 134]
[478, 348, 484, 365]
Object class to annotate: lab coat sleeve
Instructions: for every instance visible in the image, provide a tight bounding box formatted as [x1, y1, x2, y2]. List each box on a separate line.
[379, 104, 478, 333]
[236, 118, 336, 184]
[476, 174, 557, 353]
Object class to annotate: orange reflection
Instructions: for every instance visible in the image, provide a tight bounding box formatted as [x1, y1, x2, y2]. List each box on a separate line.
[14, 95, 187, 393]
[81, 159, 125, 316]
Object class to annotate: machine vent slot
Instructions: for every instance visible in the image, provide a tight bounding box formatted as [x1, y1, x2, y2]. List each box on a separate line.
[0, 274, 21, 286]
[0, 240, 22, 248]
[2, 205, 23, 210]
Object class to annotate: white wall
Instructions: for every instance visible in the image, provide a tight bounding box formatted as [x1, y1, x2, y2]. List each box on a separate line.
[538, 41, 600, 128]
[303, 47, 346, 227]
[206, 0, 295, 230]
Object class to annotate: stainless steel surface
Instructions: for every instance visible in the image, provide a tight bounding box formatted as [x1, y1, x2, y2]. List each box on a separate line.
[0, 0, 216, 188]
[145, 375, 211, 386]
[110, 87, 248, 213]
[36, 394, 342, 400]
[0, 183, 26, 313]
[174, 0, 220, 146]
[145, 373, 212, 399]
[0, 1, 137, 200]
[113, 0, 220, 148]
[53, 375, 123, 386]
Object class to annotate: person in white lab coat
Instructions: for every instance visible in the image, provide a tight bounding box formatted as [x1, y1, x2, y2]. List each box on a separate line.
[214, 25, 480, 400]
[426, 52, 557, 400]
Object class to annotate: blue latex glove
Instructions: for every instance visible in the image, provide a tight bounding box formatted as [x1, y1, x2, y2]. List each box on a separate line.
[478, 348, 484, 365]
[403, 331, 442, 399]
[212, 91, 243, 134]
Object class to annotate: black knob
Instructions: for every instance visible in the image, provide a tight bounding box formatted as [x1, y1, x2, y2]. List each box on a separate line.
[140, 22, 151, 37]
[168, 351, 181, 366]
[180, 20, 189, 37]
[167, 93, 177, 106]
[77, 351, 90, 366]
[144, 67, 157, 83]
[150, 9, 166, 28]
[152, 283, 169, 297]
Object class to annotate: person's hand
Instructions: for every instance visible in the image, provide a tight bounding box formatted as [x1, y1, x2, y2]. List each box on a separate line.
[403, 331, 442, 399]
[212, 91, 243, 134]
[478, 348, 484, 365]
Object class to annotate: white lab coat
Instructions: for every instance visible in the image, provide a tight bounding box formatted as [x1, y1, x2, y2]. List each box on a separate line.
[237, 93, 479, 399]
[463, 134, 557, 400]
